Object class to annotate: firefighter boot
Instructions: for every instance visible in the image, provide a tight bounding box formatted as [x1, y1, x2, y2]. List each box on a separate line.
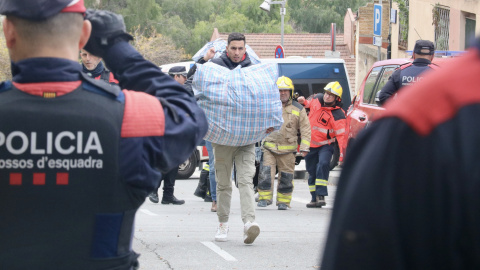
[316, 195, 326, 207]
[194, 167, 209, 199]
[204, 177, 213, 202]
[306, 192, 320, 208]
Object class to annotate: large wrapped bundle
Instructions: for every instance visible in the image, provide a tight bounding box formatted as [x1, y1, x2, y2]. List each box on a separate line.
[194, 62, 283, 146]
[192, 39, 261, 65]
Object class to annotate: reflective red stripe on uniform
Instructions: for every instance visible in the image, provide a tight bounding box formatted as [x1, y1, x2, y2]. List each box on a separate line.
[13, 81, 82, 97]
[121, 90, 165, 137]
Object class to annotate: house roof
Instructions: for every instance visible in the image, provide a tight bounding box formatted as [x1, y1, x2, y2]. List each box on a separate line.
[213, 30, 356, 88]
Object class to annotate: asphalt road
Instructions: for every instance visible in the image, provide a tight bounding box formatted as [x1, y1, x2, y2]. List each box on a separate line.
[132, 162, 341, 270]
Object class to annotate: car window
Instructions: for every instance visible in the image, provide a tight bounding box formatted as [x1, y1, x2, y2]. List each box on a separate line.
[372, 66, 398, 105]
[362, 67, 382, 104]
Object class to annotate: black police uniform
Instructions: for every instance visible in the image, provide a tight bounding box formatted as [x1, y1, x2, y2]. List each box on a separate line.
[0, 2, 207, 269]
[378, 40, 437, 105]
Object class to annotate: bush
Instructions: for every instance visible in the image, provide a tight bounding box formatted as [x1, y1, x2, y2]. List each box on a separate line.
[131, 26, 187, 66]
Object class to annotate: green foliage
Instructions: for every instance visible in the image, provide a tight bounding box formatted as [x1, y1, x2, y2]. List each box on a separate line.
[120, 0, 163, 35]
[36, 0, 371, 63]
[288, 0, 368, 32]
[398, 0, 409, 43]
[0, 31, 12, 81]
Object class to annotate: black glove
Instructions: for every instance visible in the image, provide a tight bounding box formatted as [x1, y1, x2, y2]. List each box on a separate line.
[83, 9, 133, 58]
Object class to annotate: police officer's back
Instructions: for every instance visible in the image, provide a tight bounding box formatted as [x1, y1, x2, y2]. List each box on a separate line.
[378, 40, 437, 105]
[0, 1, 207, 269]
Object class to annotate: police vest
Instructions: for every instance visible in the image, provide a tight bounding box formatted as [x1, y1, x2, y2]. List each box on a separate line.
[0, 74, 141, 269]
[399, 62, 439, 87]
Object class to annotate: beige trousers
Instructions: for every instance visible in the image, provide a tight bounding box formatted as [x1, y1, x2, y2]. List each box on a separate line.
[212, 143, 256, 224]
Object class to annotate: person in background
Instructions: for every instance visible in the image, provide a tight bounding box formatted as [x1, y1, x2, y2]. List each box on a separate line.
[148, 65, 189, 205]
[321, 37, 480, 270]
[297, 82, 346, 208]
[257, 76, 311, 210]
[378, 40, 438, 105]
[0, 2, 207, 268]
[80, 48, 118, 84]
[186, 32, 267, 244]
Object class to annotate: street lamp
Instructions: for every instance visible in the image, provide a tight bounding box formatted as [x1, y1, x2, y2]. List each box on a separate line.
[259, 0, 287, 48]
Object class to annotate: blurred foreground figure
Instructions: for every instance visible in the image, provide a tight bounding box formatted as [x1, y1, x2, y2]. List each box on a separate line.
[321, 37, 480, 270]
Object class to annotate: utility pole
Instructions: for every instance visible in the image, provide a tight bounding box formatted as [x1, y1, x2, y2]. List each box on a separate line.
[378, 0, 382, 61]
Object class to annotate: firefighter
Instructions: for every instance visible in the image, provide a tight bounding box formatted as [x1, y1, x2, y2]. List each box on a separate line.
[0, 2, 207, 269]
[257, 76, 311, 210]
[297, 82, 346, 208]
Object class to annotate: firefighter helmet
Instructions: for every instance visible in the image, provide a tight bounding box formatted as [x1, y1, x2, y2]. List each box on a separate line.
[324, 81, 343, 99]
[277, 76, 294, 99]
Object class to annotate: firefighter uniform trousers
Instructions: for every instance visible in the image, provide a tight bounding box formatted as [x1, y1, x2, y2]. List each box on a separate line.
[258, 150, 296, 206]
[305, 144, 333, 201]
[257, 100, 311, 207]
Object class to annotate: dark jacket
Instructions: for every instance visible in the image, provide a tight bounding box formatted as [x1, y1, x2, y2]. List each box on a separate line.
[0, 42, 207, 269]
[321, 38, 480, 270]
[378, 58, 436, 105]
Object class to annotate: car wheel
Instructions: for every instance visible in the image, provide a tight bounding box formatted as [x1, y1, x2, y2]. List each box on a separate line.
[329, 143, 340, 170]
[176, 152, 198, 179]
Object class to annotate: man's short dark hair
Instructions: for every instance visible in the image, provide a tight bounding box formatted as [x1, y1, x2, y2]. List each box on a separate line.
[228, 32, 246, 45]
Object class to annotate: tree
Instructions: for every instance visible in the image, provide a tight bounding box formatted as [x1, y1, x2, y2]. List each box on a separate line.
[288, 0, 368, 32]
[131, 26, 186, 66]
[0, 20, 12, 81]
[120, 0, 163, 35]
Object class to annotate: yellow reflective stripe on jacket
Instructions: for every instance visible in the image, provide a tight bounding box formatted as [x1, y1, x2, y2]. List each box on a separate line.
[309, 185, 316, 192]
[311, 138, 336, 146]
[292, 110, 300, 116]
[301, 139, 310, 146]
[316, 179, 328, 186]
[264, 141, 297, 150]
[203, 163, 210, 171]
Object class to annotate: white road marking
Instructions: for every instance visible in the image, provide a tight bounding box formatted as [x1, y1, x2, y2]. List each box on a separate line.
[139, 209, 158, 216]
[201, 241, 237, 261]
[292, 197, 310, 204]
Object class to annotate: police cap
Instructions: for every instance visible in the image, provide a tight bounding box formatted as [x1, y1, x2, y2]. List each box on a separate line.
[414, 40, 435, 55]
[0, 0, 86, 21]
[168, 66, 187, 77]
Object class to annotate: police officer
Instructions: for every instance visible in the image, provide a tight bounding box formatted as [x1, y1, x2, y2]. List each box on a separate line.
[0, 1, 207, 269]
[257, 76, 311, 210]
[148, 65, 189, 205]
[168, 65, 188, 84]
[321, 37, 480, 270]
[298, 82, 346, 208]
[378, 40, 438, 105]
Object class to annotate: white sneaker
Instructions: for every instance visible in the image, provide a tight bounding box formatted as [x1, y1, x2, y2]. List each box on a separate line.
[244, 221, 260, 244]
[215, 223, 229, 242]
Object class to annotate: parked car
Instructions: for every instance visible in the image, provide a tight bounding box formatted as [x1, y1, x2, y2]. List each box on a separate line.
[176, 145, 209, 179]
[342, 57, 452, 160]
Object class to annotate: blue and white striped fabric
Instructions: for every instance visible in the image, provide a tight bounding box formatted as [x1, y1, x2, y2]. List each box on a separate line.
[192, 39, 261, 65]
[194, 62, 283, 146]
